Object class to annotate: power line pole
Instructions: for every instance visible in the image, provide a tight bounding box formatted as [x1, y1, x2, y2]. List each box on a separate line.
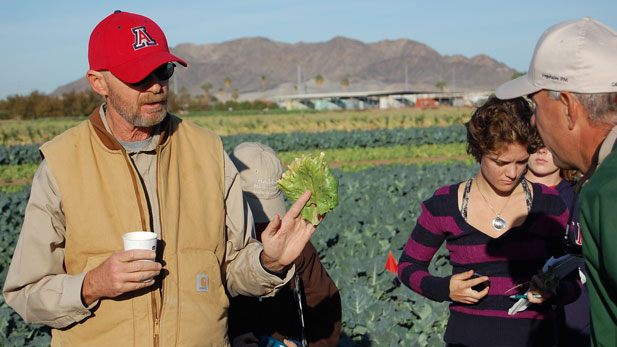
[405, 64, 408, 91]
[297, 65, 302, 94]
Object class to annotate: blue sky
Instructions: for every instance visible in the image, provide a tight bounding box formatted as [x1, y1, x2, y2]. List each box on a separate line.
[1, 1, 616, 99]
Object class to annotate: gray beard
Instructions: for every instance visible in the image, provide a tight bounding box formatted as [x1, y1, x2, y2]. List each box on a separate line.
[120, 109, 167, 127]
[108, 93, 167, 128]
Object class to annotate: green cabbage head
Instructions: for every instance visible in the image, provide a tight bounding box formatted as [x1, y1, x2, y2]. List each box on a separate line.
[277, 152, 338, 225]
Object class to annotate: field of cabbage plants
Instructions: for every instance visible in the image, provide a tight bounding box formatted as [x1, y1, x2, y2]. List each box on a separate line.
[0, 108, 476, 346]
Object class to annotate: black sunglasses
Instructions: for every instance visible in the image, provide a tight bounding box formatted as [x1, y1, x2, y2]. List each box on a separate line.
[130, 62, 175, 87]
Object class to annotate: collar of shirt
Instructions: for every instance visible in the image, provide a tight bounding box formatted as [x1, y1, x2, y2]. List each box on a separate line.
[99, 103, 161, 153]
[598, 125, 617, 167]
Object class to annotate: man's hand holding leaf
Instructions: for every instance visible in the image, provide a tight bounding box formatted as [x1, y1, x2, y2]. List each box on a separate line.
[261, 190, 316, 272]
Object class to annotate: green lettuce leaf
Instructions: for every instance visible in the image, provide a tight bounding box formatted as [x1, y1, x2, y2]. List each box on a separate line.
[277, 152, 338, 225]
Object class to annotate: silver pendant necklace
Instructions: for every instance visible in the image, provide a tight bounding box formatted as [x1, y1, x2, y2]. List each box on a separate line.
[476, 180, 514, 231]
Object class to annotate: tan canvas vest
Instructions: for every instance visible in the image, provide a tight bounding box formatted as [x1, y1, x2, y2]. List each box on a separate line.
[41, 110, 229, 346]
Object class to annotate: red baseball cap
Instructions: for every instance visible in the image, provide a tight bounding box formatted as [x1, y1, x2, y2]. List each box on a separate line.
[88, 11, 187, 84]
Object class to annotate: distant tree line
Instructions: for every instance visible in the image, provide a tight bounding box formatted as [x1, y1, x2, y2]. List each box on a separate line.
[0, 90, 103, 120]
[0, 89, 279, 120]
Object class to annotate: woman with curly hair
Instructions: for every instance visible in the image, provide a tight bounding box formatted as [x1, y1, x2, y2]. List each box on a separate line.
[398, 97, 581, 346]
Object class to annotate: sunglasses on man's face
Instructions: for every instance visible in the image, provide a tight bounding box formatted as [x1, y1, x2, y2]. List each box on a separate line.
[130, 62, 175, 88]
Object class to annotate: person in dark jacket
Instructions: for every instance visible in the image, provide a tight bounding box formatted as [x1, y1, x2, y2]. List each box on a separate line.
[526, 146, 590, 346]
[228, 142, 342, 347]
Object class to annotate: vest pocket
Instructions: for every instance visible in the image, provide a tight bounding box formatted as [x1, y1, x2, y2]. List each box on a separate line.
[55, 253, 141, 346]
[177, 250, 228, 345]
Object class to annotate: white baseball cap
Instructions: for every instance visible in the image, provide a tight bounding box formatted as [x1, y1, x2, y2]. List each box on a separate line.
[496, 17, 617, 99]
[229, 142, 286, 223]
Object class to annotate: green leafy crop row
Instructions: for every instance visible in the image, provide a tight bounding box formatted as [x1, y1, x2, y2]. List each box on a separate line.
[220, 125, 466, 153]
[0, 125, 467, 165]
[0, 108, 471, 144]
[0, 164, 38, 183]
[0, 143, 470, 186]
[0, 161, 480, 346]
[0, 145, 40, 165]
[278, 143, 468, 166]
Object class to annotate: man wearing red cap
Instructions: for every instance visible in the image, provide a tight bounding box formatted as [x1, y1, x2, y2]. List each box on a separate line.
[3, 11, 317, 346]
[496, 17, 617, 346]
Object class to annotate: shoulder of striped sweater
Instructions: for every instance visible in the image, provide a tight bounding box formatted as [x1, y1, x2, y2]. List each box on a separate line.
[423, 183, 459, 213]
[434, 183, 458, 197]
[530, 182, 568, 214]
[530, 181, 560, 196]
[555, 179, 575, 192]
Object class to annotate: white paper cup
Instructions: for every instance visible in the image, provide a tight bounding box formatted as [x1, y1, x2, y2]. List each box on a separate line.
[122, 231, 158, 253]
[122, 231, 158, 282]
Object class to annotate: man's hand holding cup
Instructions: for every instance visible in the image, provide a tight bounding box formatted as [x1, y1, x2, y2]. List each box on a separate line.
[81, 232, 162, 306]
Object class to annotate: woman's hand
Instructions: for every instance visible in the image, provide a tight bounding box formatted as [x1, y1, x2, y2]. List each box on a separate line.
[283, 339, 299, 347]
[449, 270, 490, 304]
[527, 274, 553, 304]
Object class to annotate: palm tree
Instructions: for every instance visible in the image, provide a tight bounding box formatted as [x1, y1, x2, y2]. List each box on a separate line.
[260, 75, 267, 91]
[231, 88, 239, 101]
[315, 75, 324, 88]
[341, 78, 349, 90]
[200, 81, 212, 104]
[224, 77, 232, 99]
[178, 86, 190, 109]
[435, 80, 447, 92]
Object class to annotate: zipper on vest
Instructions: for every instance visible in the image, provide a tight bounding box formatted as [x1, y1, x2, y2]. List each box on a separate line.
[120, 147, 159, 345]
[123, 147, 158, 346]
[154, 319, 160, 346]
[155, 147, 165, 346]
[120, 149, 148, 231]
[152, 292, 160, 346]
[154, 317, 160, 346]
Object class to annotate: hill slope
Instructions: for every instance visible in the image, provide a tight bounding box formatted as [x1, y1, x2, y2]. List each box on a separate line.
[53, 36, 515, 99]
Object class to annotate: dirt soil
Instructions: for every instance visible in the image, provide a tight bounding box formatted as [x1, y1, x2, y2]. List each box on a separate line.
[0, 178, 32, 186]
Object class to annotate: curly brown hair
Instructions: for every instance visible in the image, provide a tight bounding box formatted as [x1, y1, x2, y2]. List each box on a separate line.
[466, 96, 541, 162]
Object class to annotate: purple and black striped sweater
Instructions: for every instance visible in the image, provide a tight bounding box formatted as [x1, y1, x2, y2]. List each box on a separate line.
[398, 181, 581, 347]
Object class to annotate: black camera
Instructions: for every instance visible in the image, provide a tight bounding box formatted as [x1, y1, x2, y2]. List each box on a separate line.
[471, 272, 490, 292]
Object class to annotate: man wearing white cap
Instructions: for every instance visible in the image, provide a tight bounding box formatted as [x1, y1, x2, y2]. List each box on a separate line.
[228, 142, 341, 347]
[2, 11, 316, 346]
[496, 17, 617, 346]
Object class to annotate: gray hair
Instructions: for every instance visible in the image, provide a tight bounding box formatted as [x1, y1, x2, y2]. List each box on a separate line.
[547, 90, 617, 125]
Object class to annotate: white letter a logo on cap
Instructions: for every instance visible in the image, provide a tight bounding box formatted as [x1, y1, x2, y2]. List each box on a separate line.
[132, 26, 157, 50]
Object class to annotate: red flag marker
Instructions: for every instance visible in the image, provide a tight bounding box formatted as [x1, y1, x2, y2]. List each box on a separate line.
[385, 251, 398, 274]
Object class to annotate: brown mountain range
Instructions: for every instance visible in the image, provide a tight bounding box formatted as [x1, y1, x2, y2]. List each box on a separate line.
[53, 36, 516, 99]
